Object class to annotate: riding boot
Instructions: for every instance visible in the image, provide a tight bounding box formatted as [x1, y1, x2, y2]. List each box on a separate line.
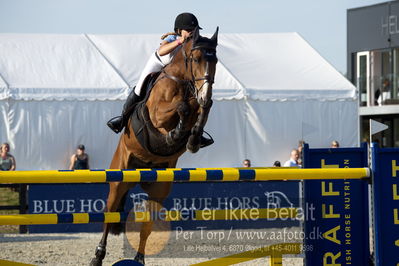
[107, 88, 141, 133]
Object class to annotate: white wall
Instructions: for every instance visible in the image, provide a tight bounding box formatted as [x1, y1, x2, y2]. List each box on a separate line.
[178, 99, 359, 168]
[3, 100, 122, 170]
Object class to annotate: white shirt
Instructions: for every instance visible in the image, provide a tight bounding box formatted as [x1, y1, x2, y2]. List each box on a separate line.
[284, 159, 299, 167]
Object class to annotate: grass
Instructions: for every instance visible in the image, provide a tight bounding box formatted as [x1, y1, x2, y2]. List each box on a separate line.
[0, 187, 19, 204]
[0, 187, 21, 233]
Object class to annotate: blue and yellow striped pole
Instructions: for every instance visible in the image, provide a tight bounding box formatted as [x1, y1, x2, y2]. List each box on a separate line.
[0, 167, 370, 184]
[0, 208, 299, 225]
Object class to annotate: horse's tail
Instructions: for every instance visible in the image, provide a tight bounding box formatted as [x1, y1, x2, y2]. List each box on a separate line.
[109, 192, 128, 235]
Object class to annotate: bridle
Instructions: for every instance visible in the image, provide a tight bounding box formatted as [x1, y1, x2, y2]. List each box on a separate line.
[161, 39, 217, 108]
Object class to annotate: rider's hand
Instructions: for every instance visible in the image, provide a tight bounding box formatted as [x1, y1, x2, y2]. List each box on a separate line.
[180, 30, 191, 42]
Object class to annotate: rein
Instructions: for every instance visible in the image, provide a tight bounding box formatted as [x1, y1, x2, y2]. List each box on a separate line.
[159, 40, 216, 108]
[161, 70, 197, 101]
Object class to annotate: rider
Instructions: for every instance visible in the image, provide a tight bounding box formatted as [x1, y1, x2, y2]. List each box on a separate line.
[107, 13, 213, 148]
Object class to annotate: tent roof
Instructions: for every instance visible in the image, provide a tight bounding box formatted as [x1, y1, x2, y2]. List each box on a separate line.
[218, 33, 356, 100]
[0, 33, 355, 101]
[0, 72, 7, 99]
[0, 34, 128, 101]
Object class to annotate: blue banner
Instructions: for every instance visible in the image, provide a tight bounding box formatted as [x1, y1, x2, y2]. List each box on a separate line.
[303, 143, 369, 266]
[29, 181, 300, 233]
[372, 143, 399, 266]
[28, 184, 108, 233]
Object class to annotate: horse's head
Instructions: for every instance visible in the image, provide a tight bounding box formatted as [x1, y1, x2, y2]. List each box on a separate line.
[184, 26, 218, 108]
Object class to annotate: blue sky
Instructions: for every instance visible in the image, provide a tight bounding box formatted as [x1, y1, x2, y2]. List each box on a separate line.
[0, 0, 389, 73]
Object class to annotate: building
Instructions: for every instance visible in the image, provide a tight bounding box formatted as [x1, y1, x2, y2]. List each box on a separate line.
[348, 1, 399, 147]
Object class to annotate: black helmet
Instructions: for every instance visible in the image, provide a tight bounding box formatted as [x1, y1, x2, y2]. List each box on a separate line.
[174, 13, 202, 33]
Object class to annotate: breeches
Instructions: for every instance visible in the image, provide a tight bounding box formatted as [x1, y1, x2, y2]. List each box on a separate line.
[134, 52, 165, 96]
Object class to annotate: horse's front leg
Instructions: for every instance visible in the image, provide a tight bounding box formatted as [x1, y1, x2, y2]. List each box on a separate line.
[187, 100, 213, 153]
[166, 102, 190, 145]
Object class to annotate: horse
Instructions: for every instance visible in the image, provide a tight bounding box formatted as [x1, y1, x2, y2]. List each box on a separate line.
[90, 26, 218, 266]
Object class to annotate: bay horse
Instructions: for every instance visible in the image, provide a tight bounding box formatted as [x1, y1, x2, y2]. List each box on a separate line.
[90, 27, 218, 266]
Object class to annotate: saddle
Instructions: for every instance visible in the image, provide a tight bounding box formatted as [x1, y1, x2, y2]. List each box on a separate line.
[129, 72, 188, 157]
[138, 72, 161, 103]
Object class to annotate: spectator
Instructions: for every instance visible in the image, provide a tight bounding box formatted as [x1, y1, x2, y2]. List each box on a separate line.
[283, 149, 300, 167]
[297, 140, 305, 166]
[273, 161, 281, 167]
[375, 79, 391, 105]
[331, 140, 340, 148]
[0, 143, 16, 171]
[69, 144, 90, 170]
[242, 159, 251, 167]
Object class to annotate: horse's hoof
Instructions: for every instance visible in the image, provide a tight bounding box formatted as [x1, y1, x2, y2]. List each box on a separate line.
[187, 144, 200, 153]
[89, 258, 102, 266]
[134, 252, 145, 265]
[166, 131, 175, 145]
[187, 136, 200, 153]
[91, 244, 106, 266]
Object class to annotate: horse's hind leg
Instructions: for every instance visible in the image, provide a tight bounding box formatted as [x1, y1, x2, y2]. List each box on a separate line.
[132, 200, 161, 264]
[90, 182, 135, 266]
[134, 182, 173, 265]
[90, 224, 109, 266]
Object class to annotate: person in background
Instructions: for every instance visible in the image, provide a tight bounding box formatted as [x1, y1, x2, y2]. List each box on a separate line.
[375, 79, 391, 106]
[297, 140, 305, 166]
[273, 161, 281, 167]
[0, 143, 16, 171]
[69, 144, 90, 170]
[283, 149, 300, 167]
[242, 159, 251, 167]
[331, 140, 340, 148]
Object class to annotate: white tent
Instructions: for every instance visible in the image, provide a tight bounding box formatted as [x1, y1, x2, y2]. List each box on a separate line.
[0, 33, 358, 170]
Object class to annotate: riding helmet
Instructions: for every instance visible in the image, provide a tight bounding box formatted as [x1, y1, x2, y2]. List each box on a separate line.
[174, 13, 202, 33]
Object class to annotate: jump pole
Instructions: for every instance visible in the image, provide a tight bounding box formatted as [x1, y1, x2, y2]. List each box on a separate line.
[0, 208, 299, 225]
[0, 167, 370, 184]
